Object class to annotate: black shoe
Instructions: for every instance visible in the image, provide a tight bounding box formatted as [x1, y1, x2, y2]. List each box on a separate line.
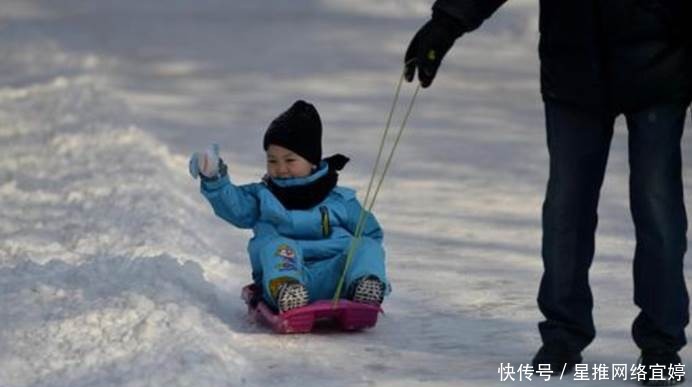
[531, 345, 582, 374]
[639, 350, 685, 386]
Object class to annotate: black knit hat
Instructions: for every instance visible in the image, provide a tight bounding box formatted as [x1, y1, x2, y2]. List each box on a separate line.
[263, 100, 322, 165]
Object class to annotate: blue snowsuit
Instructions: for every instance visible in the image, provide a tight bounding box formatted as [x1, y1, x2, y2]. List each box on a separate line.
[200, 162, 388, 308]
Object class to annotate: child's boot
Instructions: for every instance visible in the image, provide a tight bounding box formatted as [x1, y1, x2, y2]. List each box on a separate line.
[351, 275, 385, 305]
[275, 280, 309, 313]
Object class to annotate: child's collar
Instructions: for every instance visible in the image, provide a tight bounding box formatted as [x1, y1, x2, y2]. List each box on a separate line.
[265, 161, 329, 188]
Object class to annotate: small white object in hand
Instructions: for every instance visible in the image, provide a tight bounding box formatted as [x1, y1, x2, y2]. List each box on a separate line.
[189, 144, 220, 179]
[198, 144, 220, 178]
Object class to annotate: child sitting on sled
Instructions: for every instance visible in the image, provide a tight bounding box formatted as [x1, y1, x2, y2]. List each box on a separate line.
[190, 100, 389, 313]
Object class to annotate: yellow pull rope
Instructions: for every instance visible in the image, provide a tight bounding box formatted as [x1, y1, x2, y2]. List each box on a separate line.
[332, 69, 420, 305]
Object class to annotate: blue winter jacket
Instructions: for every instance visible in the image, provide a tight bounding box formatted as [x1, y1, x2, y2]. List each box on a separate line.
[200, 162, 384, 269]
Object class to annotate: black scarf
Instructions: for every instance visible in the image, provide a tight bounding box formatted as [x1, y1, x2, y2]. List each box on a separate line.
[263, 154, 349, 210]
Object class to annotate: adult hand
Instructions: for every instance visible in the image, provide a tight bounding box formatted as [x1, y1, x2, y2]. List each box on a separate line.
[404, 11, 467, 88]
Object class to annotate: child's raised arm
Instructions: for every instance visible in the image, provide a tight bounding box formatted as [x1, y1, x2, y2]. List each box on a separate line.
[190, 146, 260, 229]
[201, 176, 261, 229]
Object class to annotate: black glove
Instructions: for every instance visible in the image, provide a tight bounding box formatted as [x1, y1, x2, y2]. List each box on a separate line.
[404, 10, 467, 88]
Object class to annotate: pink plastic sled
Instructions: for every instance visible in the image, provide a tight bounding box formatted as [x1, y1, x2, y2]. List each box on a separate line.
[241, 284, 382, 333]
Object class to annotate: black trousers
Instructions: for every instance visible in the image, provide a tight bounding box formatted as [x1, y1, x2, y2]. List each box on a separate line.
[537, 100, 689, 353]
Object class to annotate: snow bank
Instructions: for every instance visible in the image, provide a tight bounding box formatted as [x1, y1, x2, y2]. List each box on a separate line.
[0, 74, 254, 386]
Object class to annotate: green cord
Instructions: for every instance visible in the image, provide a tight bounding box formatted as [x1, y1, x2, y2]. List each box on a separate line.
[331, 69, 421, 306]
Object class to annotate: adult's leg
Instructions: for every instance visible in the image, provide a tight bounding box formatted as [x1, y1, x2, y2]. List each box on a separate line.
[627, 103, 689, 352]
[537, 100, 616, 354]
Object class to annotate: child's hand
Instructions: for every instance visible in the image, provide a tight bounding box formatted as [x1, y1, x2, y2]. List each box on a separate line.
[189, 144, 224, 179]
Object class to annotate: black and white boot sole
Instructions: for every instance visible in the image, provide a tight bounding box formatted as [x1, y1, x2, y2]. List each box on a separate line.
[352, 277, 384, 305]
[277, 283, 309, 313]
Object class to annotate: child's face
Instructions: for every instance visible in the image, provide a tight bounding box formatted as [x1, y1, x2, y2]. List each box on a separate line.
[266, 145, 315, 179]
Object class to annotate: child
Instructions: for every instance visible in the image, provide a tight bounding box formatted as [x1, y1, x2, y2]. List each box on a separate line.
[189, 100, 389, 313]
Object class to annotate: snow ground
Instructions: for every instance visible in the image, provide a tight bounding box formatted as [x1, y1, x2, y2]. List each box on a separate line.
[0, 1, 690, 386]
